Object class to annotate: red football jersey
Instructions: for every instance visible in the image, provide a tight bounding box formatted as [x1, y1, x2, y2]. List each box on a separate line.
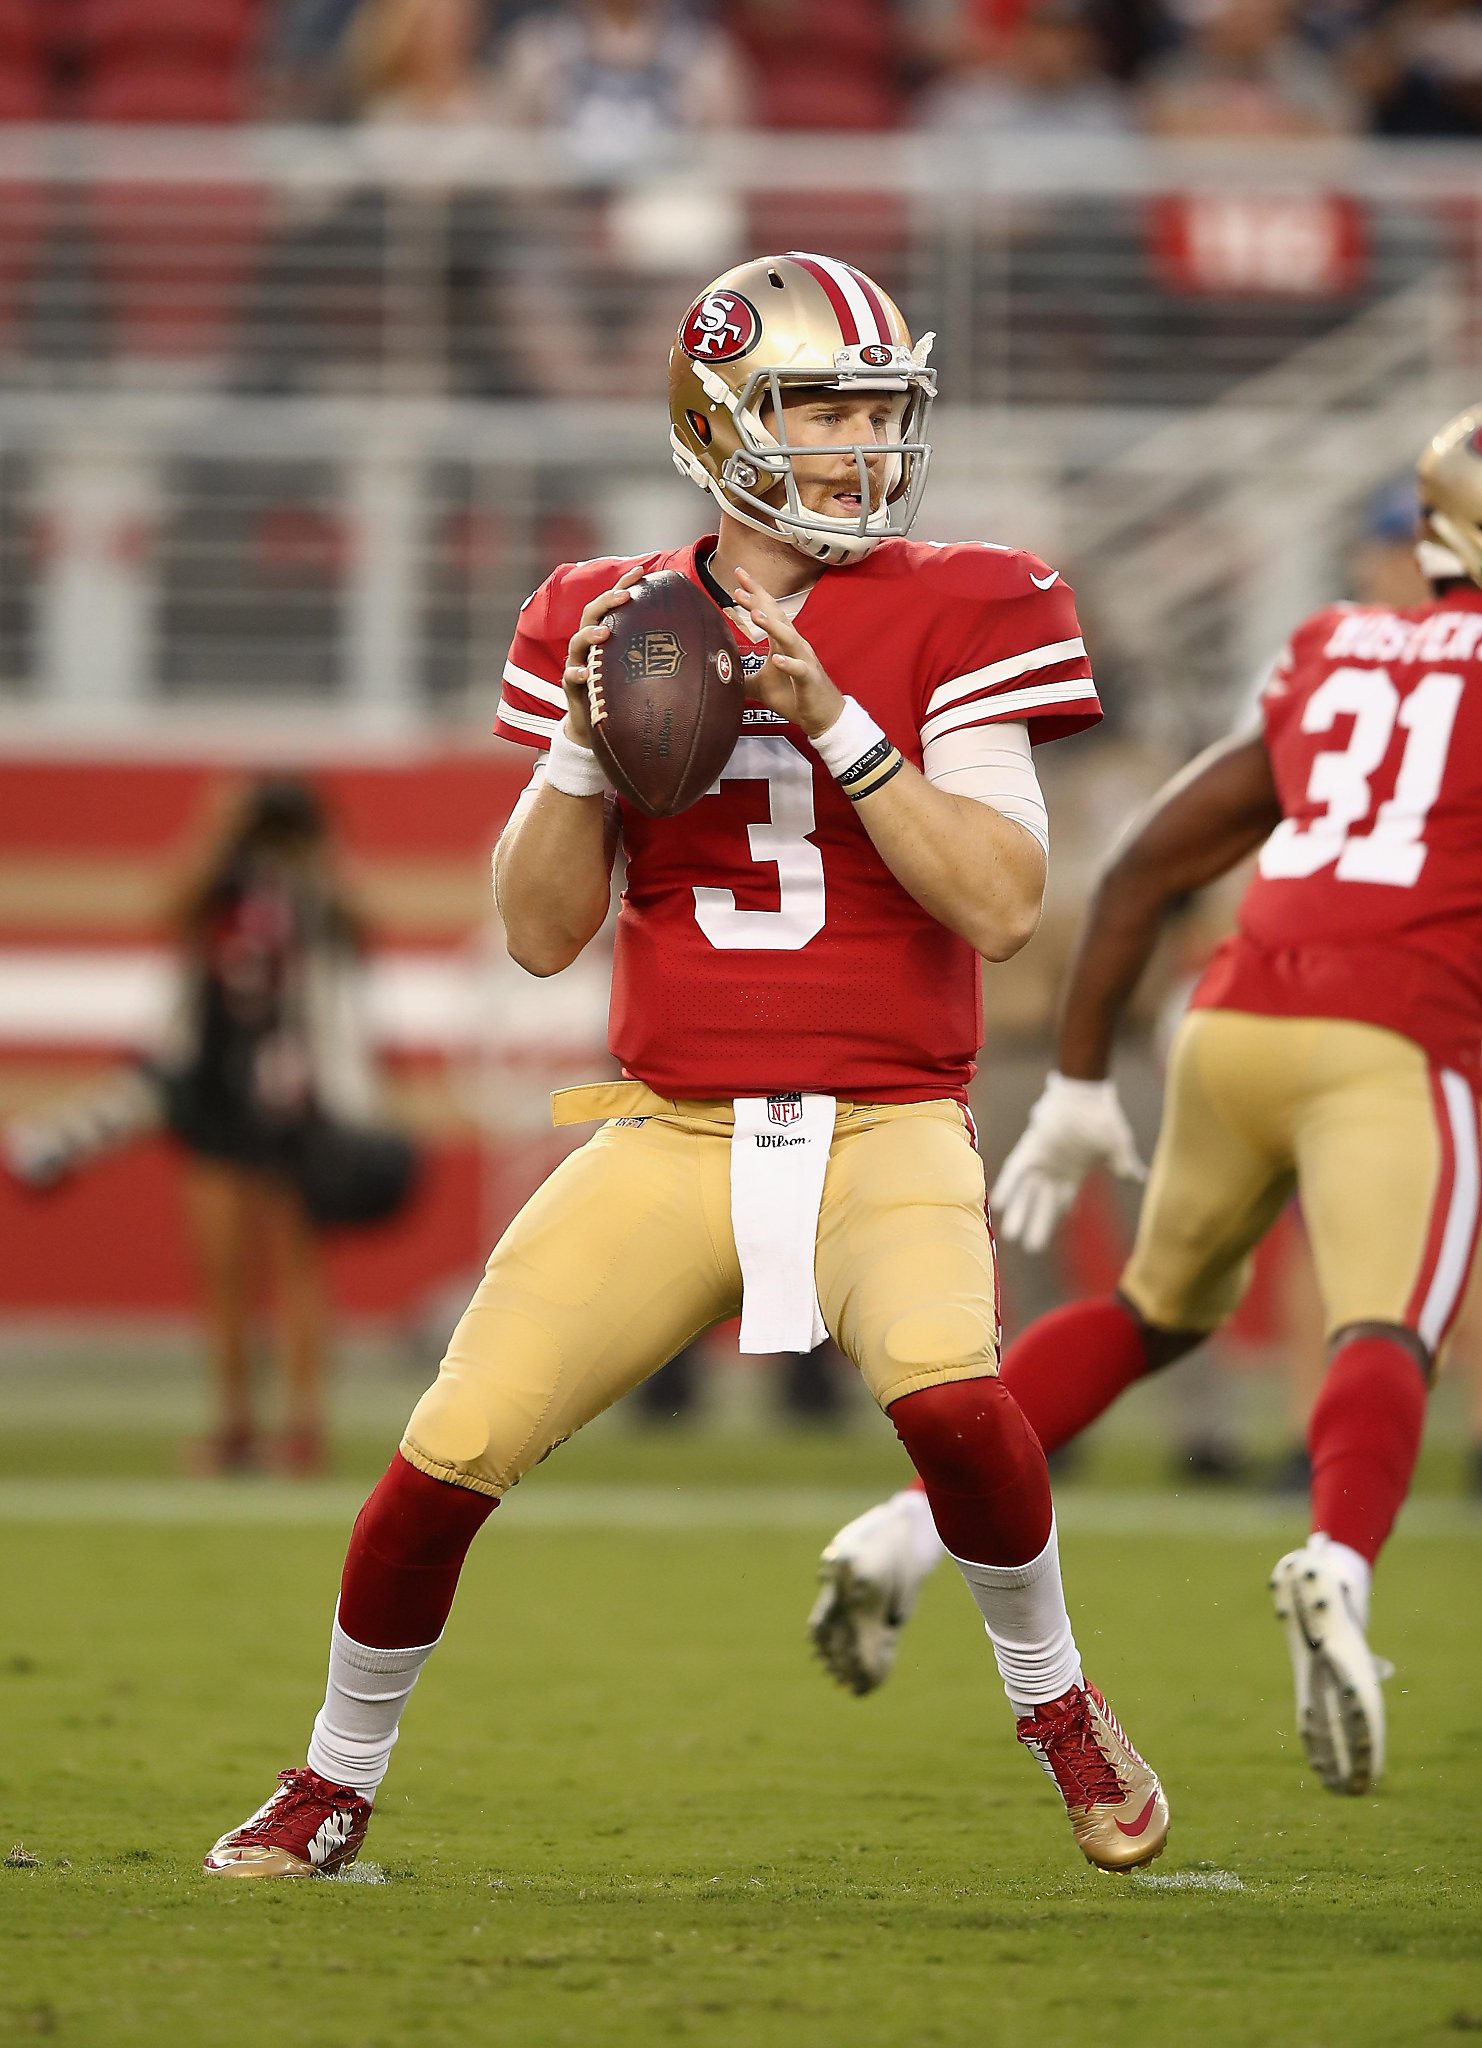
[1194, 588, 1482, 1080]
[495, 534, 1100, 1100]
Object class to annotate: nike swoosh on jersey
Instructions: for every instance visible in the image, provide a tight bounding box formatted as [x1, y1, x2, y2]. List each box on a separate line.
[1030, 571, 1060, 590]
[1114, 1791, 1162, 1838]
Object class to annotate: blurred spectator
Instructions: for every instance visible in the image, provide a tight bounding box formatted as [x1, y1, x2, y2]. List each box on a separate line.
[160, 779, 395, 1476]
[5, 780, 407, 1476]
[493, 0, 753, 397]
[730, 0, 906, 128]
[246, 0, 511, 394]
[1351, 0, 1482, 136]
[497, 0, 749, 171]
[1346, 473, 1430, 607]
[346, 0, 496, 118]
[1141, 0, 1359, 135]
[916, 0, 1133, 139]
[262, 0, 367, 117]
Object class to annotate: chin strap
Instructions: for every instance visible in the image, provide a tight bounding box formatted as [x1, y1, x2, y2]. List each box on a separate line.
[671, 429, 880, 566]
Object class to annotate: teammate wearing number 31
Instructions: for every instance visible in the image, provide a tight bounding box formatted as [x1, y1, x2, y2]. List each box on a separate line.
[812, 405, 1482, 1804]
[202, 252, 1169, 1879]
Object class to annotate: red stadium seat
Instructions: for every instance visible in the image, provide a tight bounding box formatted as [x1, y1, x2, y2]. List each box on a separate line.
[76, 0, 262, 61]
[0, 69, 47, 122]
[90, 177, 263, 357]
[0, 3, 50, 349]
[75, 0, 263, 122]
[0, 0, 47, 101]
[0, 176, 47, 354]
[79, 64, 252, 124]
[732, 0, 905, 130]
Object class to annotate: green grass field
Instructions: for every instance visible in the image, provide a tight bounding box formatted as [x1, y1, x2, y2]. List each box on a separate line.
[2, 1395, 1481, 2048]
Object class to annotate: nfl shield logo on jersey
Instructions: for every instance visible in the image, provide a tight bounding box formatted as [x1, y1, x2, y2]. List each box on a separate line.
[767, 1094, 803, 1127]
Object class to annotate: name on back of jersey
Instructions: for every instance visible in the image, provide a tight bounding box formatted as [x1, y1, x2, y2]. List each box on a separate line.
[1325, 608, 1482, 665]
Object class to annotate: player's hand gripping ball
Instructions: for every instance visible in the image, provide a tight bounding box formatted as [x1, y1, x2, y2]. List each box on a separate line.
[586, 571, 743, 817]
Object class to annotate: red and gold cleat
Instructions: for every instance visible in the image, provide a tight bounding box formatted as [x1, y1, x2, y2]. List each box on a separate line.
[202, 1768, 372, 1879]
[1016, 1683, 1169, 1872]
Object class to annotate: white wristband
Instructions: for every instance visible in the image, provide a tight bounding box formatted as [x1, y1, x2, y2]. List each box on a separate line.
[544, 723, 607, 799]
[810, 696, 888, 778]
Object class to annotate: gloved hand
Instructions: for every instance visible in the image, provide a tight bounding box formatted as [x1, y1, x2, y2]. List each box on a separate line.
[990, 1071, 1146, 1254]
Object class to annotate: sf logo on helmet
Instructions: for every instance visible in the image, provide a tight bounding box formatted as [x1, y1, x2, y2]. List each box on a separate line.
[625, 631, 684, 680]
[680, 290, 761, 364]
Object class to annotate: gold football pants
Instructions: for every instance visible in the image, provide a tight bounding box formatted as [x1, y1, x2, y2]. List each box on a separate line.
[1121, 1010, 1482, 1349]
[401, 1087, 998, 1497]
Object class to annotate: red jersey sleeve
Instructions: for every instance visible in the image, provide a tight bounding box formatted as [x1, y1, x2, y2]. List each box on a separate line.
[915, 546, 1101, 750]
[1257, 608, 1343, 750]
[493, 568, 571, 749]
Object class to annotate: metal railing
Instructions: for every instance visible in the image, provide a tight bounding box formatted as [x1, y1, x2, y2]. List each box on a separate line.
[0, 129, 1476, 741]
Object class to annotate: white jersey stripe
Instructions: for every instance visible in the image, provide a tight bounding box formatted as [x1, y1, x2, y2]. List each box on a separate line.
[802, 250, 885, 345]
[924, 639, 1086, 721]
[503, 661, 566, 710]
[920, 677, 1096, 747]
[1419, 1070, 1481, 1350]
[497, 701, 561, 740]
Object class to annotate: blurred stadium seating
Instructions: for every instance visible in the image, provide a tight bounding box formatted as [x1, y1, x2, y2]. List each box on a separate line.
[0, 128, 1474, 745]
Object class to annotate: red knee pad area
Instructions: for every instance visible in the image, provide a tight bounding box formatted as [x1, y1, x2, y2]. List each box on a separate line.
[337, 1454, 497, 1649]
[888, 1376, 1053, 1568]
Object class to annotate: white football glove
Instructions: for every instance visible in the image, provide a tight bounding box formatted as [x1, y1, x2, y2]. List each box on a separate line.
[990, 1071, 1146, 1254]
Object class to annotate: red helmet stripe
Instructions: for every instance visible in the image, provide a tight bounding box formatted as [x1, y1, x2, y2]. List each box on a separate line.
[848, 263, 893, 341]
[785, 251, 861, 346]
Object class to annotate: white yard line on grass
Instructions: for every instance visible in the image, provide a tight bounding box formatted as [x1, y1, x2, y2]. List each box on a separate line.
[0, 1479, 1476, 1537]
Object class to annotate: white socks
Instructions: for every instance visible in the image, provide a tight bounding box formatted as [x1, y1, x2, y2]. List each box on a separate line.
[306, 1615, 440, 1800]
[948, 1518, 1084, 1716]
[890, 1486, 949, 1580]
[1308, 1531, 1373, 1628]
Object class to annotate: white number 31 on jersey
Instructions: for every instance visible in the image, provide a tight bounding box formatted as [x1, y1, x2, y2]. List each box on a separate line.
[1258, 664, 1463, 889]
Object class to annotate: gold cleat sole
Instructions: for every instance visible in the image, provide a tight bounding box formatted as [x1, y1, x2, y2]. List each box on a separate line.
[202, 1846, 326, 1879]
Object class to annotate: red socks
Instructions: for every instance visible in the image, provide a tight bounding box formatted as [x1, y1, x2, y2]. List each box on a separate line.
[998, 1295, 1151, 1454]
[895, 1298, 1426, 1571]
[1308, 1333, 1428, 1563]
[889, 1377, 1053, 1566]
[337, 1453, 498, 1649]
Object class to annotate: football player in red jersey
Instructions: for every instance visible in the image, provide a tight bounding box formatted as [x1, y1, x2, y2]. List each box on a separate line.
[203, 252, 1167, 1880]
[810, 404, 1482, 1801]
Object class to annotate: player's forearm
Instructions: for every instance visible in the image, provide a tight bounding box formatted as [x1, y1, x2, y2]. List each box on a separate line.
[854, 763, 1046, 961]
[493, 787, 612, 977]
[1055, 734, 1282, 1077]
[1054, 865, 1170, 1080]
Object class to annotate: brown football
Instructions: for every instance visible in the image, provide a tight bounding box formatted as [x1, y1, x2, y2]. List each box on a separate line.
[586, 570, 744, 818]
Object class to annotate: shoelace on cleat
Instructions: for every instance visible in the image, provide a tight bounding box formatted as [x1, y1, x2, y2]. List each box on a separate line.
[1022, 1693, 1127, 1808]
[234, 1770, 355, 1844]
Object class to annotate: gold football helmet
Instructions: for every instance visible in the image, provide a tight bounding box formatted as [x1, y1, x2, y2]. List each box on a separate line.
[1416, 402, 1482, 588]
[668, 251, 935, 566]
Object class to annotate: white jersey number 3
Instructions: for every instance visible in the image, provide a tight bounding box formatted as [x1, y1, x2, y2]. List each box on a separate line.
[692, 736, 827, 950]
[1257, 664, 1464, 889]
